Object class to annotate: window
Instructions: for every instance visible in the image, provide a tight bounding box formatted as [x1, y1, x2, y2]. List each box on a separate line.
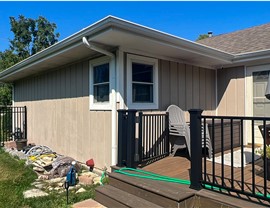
[93, 63, 109, 103]
[89, 57, 112, 110]
[127, 54, 158, 109]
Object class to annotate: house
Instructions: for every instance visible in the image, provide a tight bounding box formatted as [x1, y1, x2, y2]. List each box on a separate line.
[0, 16, 270, 170]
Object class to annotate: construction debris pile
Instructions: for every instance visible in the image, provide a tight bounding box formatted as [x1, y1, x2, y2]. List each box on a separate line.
[4, 143, 104, 198]
[23, 145, 81, 179]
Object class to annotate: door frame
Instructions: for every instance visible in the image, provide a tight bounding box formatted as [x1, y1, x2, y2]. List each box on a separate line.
[246, 64, 270, 144]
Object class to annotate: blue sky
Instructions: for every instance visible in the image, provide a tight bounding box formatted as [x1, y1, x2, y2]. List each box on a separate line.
[1, 1, 270, 51]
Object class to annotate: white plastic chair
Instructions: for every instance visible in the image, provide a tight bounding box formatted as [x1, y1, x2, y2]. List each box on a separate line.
[166, 105, 212, 159]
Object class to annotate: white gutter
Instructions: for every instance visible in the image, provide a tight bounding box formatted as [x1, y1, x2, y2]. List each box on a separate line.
[233, 49, 270, 63]
[82, 37, 118, 167]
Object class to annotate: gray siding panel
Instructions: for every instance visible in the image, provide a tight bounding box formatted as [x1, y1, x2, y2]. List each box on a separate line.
[178, 63, 186, 109]
[159, 60, 216, 115]
[217, 66, 245, 116]
[14, 60, 112, 169]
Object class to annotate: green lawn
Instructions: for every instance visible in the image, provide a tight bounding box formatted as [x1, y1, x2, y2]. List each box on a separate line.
[0, 148, 96, 208]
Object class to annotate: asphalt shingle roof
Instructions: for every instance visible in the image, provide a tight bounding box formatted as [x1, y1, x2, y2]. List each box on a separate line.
[197, 23, 270, 55]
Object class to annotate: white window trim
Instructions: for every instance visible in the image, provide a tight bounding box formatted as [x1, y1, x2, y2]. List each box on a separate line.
[127, 54, 159, 110]
[89, 56, 113, 110]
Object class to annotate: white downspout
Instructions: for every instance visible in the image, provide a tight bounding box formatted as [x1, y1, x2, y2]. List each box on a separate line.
[82, 37, 118, 167]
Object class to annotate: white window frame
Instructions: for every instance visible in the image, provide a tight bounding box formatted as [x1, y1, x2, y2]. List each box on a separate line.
[127, 54, 159, 109]
[89, 56, 113, 110]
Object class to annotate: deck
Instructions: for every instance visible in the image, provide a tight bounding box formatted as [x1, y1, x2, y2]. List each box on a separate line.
[142, 150, 270, 206]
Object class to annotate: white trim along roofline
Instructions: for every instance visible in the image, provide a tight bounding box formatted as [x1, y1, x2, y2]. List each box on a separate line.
[1, 15, 270, 81]
[0, 15, 235, 81]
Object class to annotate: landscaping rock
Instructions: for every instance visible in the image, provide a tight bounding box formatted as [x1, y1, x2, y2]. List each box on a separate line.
[38, 175, 49, 180]
[23, 189, 48, 198]
[76, 188, 86, 194]
[93, 177, 101, 185]
[54, 187, 61, 191]
[33, 167, 44, 172]
[78, 175, 93, 185]
[34, 183, 44, 189]
[9, 149, 27, 160]
[48, 186, 54, 191]
[57, 182, 63, 187]
[47, 177, 65, 184]
[4, 141, 16, 149]
[80, 171, 98, 177]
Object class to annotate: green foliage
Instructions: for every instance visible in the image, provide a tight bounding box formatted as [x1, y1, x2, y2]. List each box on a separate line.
[0, 84, 12, 106]
[196, 34, 209, 41]
[9, 15, 35, 59]
[9, 15, 59, 58]
[256, 145, 270, 159]
[0, 148, 96, 207]
[0, 15, 60, 106]
[0, 148, 37, 207]
[0, 50, 22, 71]
[32, 16, 60, 55]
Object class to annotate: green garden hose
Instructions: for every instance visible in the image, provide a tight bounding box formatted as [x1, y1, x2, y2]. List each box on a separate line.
[114, 167, 221, 191]
[115, 168, 270, 199]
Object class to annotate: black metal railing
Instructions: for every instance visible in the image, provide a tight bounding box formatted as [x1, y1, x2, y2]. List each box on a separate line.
[0, 106, 27, 146]
[189, 109, 270, 202]
[117, 110, 169, 168]
[138, 111, 169, 166]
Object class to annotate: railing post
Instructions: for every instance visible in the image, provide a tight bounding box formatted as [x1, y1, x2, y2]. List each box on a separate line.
[24, 106, 27, 140]
[126, 110, 137, 168]
[165, 112, 170, 155]
[189, 109, 203, 190]
[138, 112, 143, 165]
[117, 110, 127, 167]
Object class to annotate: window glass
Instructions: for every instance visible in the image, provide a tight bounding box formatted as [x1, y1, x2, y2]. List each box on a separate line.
[93, 63, 109, 103]
[132, 84, 153, 102]
[94, 84, 109, 102]
[94, 63, 109, 84]
[132, 63, 153, 83]
[127, 54, 158, 109]
[132, 62, 154, 103]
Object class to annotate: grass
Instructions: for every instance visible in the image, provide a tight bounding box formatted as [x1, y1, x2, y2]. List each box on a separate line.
[0, 148, 96, 208]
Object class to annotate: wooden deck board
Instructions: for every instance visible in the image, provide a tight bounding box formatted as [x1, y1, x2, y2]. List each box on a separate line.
[142, 153, 270, 206]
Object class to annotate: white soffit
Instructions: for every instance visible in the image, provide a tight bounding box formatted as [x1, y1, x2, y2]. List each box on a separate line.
[90, 28, 232, 67]
[0, 16, 236, 82]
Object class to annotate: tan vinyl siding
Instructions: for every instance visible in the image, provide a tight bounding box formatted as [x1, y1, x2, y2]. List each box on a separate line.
[217, 66, 245, 116]
[14, 60, 112, 169]
[159, 60, 216, 116]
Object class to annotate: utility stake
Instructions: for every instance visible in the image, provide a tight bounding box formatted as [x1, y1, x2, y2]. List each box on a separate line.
[64, 180, 69, 205]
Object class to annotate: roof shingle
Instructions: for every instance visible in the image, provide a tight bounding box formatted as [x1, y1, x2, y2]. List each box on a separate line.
[197, 23, 270, 54]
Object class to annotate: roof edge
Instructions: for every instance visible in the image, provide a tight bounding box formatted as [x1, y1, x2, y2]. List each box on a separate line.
[0, 15, 236, 81]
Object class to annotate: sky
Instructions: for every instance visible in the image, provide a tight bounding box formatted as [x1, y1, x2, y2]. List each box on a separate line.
[1, 1, 270, 52]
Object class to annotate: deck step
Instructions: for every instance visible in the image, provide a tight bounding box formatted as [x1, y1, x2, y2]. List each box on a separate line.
[95, 185, 162, 208]
[108, 172, 195, 207]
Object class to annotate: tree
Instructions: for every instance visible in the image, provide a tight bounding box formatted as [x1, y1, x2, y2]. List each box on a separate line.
[32, 16, 59, 54]
[196, 34, 209, 41]
[9, 15, 60, 57]
[0, 15, 60, 106]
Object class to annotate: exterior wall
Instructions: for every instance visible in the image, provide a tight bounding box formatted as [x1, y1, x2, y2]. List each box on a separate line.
[217, 66, 245, 116]
[158, 60, 216, 117]
[14, 60, 112, 169]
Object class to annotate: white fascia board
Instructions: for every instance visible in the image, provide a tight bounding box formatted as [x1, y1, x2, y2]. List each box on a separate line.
[108, 17, 234, 62]
[0, 41, 82, 80]
[0, 15, 235, 81]
[0, 16, 115, 80]
[233, 49, 270, 63]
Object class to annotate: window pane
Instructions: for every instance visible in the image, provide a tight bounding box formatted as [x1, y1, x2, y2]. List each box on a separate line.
[132, 63, 153, 83]
[94, 63, 109, 84]
[94, 84, 109, 102]
[133, 83, 153, 103]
